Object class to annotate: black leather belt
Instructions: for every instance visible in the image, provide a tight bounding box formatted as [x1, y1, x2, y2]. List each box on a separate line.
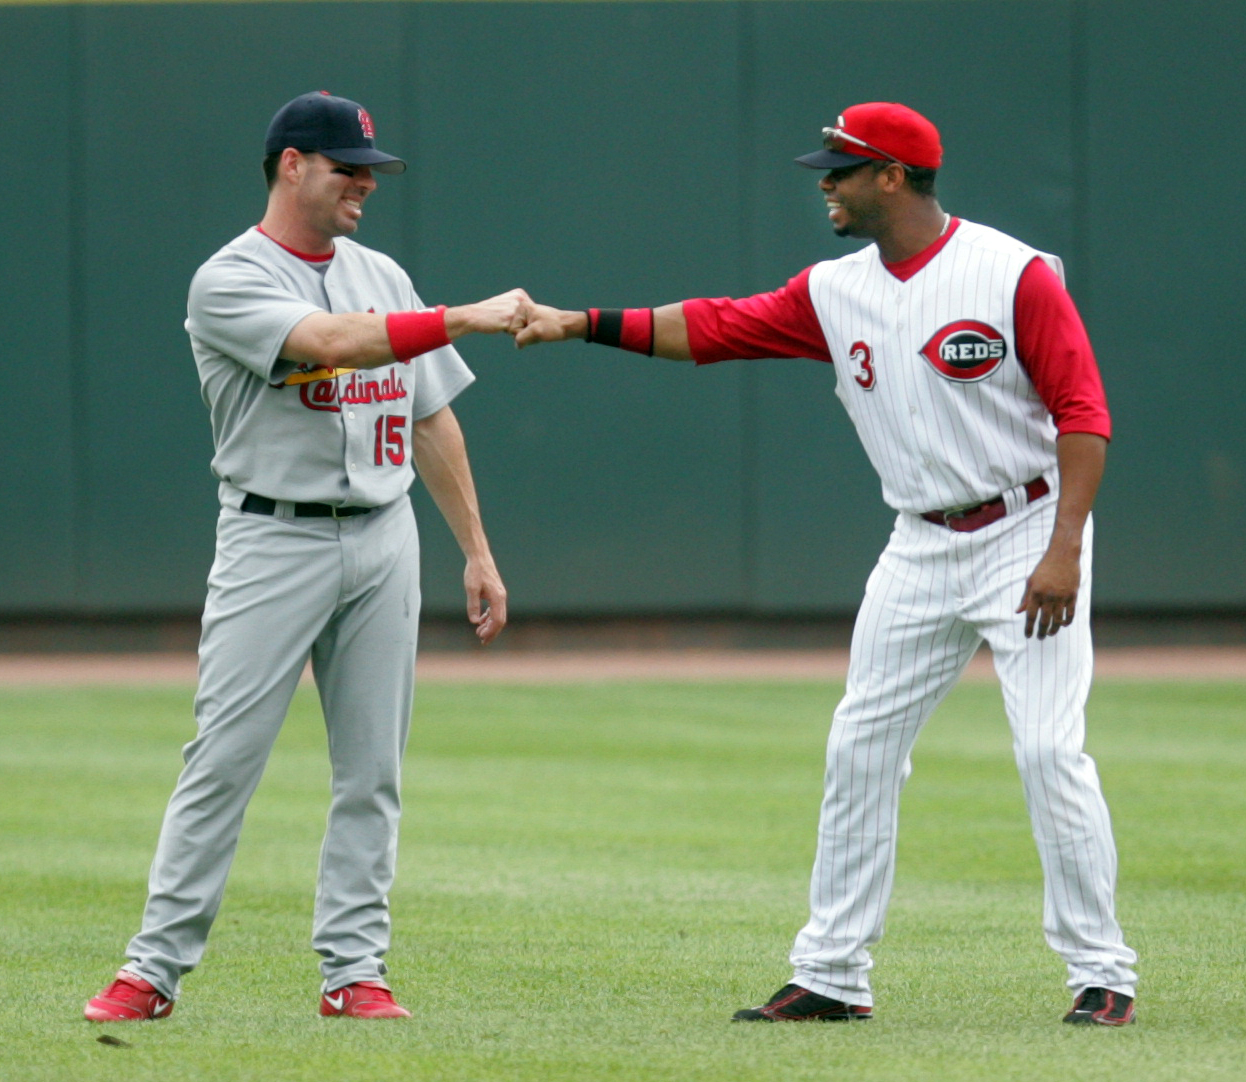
[921, 477, 1050, 532]
[240, 493, 373, 519]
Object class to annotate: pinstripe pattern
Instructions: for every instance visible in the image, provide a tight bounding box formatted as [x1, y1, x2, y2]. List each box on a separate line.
[809, 221, 1060, 515]
[787, 221, 1136, 1007]
[789, 500, 1137, 1006]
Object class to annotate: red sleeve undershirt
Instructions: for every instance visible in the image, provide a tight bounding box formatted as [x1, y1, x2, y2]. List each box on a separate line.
[1012, 257, 1111, 439]
[684, 267, 832, 364]
[682, 249, 1110, 440]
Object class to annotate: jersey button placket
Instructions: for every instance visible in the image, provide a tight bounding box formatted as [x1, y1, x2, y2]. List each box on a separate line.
[341, 397, 365, 501]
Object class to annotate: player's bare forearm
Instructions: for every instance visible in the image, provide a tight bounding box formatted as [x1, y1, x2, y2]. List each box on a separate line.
[412, 406, 508, 644]
[653, 303, 694, 359]
[1046, 432, 1106, 560]
[1016, 432, 1107, 639]
[281, 290, 530, 372]
[514, 301, 694, 360]
[281, 311, 396, 369]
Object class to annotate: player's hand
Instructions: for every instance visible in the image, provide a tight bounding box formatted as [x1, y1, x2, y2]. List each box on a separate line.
[514, 304, 587, 349]
[465, 554, 508, 646]
[445, 289, 532, 339]
[1016, 551, 1080, 640]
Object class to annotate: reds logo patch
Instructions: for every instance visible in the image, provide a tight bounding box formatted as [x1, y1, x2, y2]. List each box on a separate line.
[919, 320, 1008, 382]
[358, 108, 375, 139]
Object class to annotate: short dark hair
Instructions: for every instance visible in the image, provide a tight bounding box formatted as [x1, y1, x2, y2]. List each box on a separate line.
[262, 151, 282, 190]
[905, 166, 938, 197]
[867, 159, 937, 197]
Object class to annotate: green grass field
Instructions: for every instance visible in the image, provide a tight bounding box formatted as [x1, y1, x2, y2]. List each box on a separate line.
[1, 677, 1243, 1081]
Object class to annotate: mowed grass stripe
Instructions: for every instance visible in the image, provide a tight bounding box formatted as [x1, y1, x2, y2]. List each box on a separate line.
[1, 680, 1243, 1081]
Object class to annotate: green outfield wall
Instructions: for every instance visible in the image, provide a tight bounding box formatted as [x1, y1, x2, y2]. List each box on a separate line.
[2, 0, 1243, 618]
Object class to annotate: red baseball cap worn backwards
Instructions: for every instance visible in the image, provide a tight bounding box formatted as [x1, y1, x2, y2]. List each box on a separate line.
[796, 102, 943, 171]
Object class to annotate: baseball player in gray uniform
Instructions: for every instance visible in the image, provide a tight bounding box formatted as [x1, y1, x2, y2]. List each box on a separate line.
[86, 92, 528, 1021]
[514, 103, 1138, 1026]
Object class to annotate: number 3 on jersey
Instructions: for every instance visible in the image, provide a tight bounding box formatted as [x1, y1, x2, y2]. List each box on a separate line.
[374, 415, 406, 466]
[850, 341, 876, 390]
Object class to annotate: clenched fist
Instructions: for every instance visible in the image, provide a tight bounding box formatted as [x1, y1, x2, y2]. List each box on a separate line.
[514, 304, 588, 349]
[446, 289, 533, 339]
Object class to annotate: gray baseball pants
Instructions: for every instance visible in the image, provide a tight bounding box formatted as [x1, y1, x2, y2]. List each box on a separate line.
[124, 496, 420, 998]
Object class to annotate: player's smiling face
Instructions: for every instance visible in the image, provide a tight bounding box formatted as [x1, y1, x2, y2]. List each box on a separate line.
[819, 162, 887, 239]
[297, 153, 377, 241]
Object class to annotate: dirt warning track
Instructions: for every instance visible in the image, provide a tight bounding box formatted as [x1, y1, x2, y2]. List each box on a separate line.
[1, 646, 1243, 686]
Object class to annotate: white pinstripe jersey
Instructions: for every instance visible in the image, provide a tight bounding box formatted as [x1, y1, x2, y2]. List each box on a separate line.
[809, 220, 1063, 514]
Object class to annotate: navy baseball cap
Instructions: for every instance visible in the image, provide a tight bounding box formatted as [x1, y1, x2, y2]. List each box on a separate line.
[265, 91, 407, 175]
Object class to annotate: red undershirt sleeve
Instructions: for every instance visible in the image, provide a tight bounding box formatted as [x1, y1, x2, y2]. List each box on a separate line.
[1014, 257, 1112, 440]
[683, 266, 833, 365]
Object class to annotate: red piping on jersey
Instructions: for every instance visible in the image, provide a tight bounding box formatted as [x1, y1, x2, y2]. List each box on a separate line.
[882, 217, 961, 281]
[256, 224, 335, 263]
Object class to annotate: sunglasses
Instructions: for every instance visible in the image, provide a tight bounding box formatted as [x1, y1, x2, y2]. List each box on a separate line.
[821, 121, 911, 171]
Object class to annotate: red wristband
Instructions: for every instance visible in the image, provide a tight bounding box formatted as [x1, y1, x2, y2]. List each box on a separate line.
[585, 308, 654, 355]
[620, 308, 654, 355]
[386, 306, 449, 361]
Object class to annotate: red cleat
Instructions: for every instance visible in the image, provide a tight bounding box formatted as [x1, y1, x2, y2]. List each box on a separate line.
[84, 970, 175, 1022]
[319, 980, 411, 1019]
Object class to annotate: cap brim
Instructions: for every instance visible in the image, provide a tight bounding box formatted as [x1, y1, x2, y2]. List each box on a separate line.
[794, 148, 873, 170]
[321, 147, 407, 175]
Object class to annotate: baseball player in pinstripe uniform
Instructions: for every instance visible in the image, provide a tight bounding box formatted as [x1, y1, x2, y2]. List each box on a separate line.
[85, 92, 529, 1022]
[515, 102, 1138, 1026]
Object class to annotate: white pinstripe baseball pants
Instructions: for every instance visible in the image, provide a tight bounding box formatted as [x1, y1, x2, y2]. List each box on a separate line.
[790, 494, 1138, 1006]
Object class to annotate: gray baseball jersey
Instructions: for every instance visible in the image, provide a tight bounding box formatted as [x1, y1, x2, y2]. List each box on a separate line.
[186, 226, 473, 507]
